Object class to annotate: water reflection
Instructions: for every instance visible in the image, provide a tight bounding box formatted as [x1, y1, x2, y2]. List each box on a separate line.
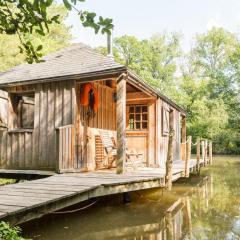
[22, 157, 240, 240]
[22, 176, 213, 240]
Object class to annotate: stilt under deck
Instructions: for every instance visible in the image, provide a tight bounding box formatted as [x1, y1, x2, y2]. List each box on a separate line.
[0, 159, 208, 225]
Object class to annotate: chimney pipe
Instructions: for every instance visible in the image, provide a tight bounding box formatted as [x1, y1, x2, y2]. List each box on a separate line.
[107, 32, 114, 59]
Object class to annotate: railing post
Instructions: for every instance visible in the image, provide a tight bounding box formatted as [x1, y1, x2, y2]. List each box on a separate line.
[165, 128, 174, 191]
[209, 141, 213, 165]
[204, 140, 208, 166]
[185, 136, 192, 177]
[56, 128, 63, 173]
[201, 140, 205, 166]
[196, 138, 200, 172]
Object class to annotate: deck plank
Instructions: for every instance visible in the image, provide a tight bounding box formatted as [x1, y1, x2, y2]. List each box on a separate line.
[0, 160, 203, 225]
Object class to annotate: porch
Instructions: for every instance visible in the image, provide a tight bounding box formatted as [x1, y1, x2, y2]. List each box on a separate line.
[55, 75, 187, 174]
[0, 158, 202, 225]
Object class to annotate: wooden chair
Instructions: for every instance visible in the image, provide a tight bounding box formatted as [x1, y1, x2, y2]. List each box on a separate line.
[98, 130, 143, 170]
[99, 130, 117, 168]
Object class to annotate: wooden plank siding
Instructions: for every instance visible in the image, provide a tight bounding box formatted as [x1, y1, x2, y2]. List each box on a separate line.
[0, 80, 75, 171]
[156, 98, 182, 168]
[0, 78, 183, 173]
[75, 82, 117, 171]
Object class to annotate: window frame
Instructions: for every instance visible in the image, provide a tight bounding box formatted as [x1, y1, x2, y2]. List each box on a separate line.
[127, 105, 149, 131]
[8, 92, 35, 130]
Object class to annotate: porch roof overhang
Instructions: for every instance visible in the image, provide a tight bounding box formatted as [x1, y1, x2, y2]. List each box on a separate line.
[126, 70, 186, 115]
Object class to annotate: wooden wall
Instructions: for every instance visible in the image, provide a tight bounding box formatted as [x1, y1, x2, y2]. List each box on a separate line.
[75, 82, 116, 170]
[155, 98, 182, 168]
[0, 80, 75, 170]
[0, 78, 183, 172]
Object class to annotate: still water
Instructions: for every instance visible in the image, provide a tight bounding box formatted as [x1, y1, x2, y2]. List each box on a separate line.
[22, 156, 240, 240]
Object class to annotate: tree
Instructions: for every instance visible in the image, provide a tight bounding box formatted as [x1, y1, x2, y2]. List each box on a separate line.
[181, 27, 240, 153]
[0, 0, 113, 63]
[0, 3, 72, 71]
[97, 30, 240, 154]
[97, 33, 181, 96]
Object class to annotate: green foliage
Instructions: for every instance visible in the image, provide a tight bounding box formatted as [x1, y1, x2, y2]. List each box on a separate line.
[0, 221, 25, 240]
[185, 28, 240, 153]
[97, 29, 240, 154]
[97, 33, 181, 96]
[0, 4, 72, 72]
[0, 0, 113, 63]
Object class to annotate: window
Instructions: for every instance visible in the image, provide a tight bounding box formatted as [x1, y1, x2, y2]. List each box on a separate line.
[127, 105, 148, 130]
[162, 107, 170, 135]
[0, 91, 8, 128]
[162, 107, 174, 136]
[9, 93, 35, 129]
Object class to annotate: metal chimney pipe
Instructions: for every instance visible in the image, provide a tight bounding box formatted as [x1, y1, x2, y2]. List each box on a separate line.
[107, 32, 114, 59]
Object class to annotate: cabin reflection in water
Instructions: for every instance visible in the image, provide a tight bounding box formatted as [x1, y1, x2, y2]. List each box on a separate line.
[22, 176, 213, 240]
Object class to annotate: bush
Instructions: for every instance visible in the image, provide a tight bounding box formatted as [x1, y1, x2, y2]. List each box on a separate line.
[0, 221, 26, 240]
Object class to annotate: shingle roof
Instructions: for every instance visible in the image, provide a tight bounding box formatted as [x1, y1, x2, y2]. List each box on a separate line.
[0, 43, 125, 86]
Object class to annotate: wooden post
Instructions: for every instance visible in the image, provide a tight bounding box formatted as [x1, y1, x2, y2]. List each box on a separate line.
[116, 77, 126, 174]
[185, 136, 192, 177]
[165, 129, 174, 190]
[204, 140, 208, 166]
[181, 115, 186, 161]
[201, 140, 205, 166]
[209, 141, 213, 165]
[196, 139, 200, 172]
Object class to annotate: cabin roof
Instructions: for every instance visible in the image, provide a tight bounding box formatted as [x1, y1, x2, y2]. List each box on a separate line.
[0, 43, 185, 113]
[0, 43, 126, 86]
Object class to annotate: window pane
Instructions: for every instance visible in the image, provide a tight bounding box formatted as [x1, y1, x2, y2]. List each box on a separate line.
[142, 106, 147, 112]
[142, 122, 148, 129]
[129, 120, 134, 130]
[135, 114, 141, 121]
[129, 107, 134, 113]
[135, 106, 141, 113]
[142, 114, 147, 121]
[135, 122, 141, 129]
[129, 114, 134, 120]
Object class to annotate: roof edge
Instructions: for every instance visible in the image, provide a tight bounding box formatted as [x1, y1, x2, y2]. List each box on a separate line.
[127, 70, 186, 114]
[0, 66, 127, 88]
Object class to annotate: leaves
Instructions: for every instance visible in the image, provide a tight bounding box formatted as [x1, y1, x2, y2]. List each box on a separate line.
[0, 0, 113, 63]
[63, 0, 72, 10]
[0, 3, 72, 71]
[0, 221, 25, 240]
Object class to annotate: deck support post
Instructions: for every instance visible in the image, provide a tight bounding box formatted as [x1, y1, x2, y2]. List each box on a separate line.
[185, 136, 192, 177]
[201, 140, 205, 166]
[165, 128, 174, 191]
[209, 141, 213, 165]
[204, 140, 208, 165]
[196, 139, 200, 172]
[116, 77, 126, 174]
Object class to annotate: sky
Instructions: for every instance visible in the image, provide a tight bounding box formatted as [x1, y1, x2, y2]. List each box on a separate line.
[64, 0, 240, 51]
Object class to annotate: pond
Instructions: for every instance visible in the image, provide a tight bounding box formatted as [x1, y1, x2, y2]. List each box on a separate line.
[22, 156, 240, 240]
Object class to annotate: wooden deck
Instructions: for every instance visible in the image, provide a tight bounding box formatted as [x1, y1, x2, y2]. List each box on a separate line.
[0, 159, 206, 225]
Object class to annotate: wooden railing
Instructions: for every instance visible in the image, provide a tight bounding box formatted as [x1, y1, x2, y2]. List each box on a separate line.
[56, 124, 76, 173]
[184, 138, 213, 177]
[0, 129, 34, 169]
[165, 130, 213, 190]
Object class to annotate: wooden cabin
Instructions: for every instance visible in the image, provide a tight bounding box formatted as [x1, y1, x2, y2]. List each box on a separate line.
[0, 44, 186, 174]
